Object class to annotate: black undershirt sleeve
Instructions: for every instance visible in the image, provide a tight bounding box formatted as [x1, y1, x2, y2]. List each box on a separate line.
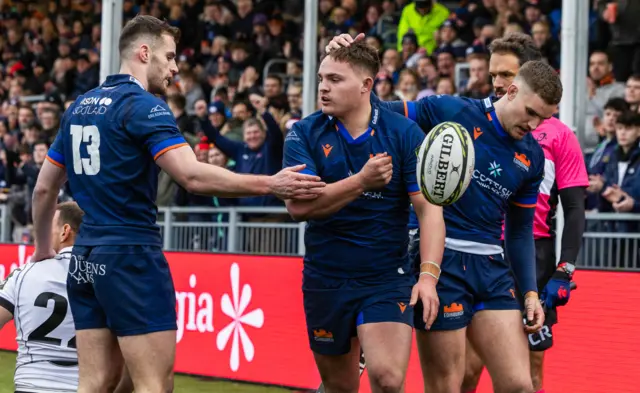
[558, 186, 586, 263]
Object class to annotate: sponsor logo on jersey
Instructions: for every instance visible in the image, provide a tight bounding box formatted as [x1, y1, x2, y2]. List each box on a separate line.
[489, 161, 502, 177]
[68, 255, 106, 284]
[473, 127, 483, 140]
[284, 130, 299, 142]
[148, 105, 172, 119]
[514, 152, 531, 172]
[73, 96, 112, 116]
[323, 144, 333, 157]
[472, 168, 514, 200]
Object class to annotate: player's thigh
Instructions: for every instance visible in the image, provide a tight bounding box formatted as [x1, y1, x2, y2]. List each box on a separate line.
[416, 328, 467, 393]
[529, 350, 545, 391]
[313, 338, 362, 393]
[356, 280, 414, 391]
[358, 322, 413, 391]
[118, 330, 176, 392]
[303, 274, 363, 391]
[76, 328, 124, 391]
[91, 245, 178, 336]
[467, 310, 533, 393]
[462, 337, 485, 392]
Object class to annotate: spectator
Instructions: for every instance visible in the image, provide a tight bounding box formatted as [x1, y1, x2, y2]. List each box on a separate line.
[461, 53, 492, 98]
[590, 111, 640, 215]
[396, 69, 420, 101]
[397, 0, 450, 54]
[201, 110, 284, 210]
[167, 94, 199, 145]
[280, 82, 303, 134]
[435, 48, 456, 78]
[178, 70, 205, 115]
[585, 50, 626, 152]
[374, 73, 400, 102]
[70, 54, 99, 100]
[415, 55, 438, 94]
[208, 100, 228, 131]
[598, 0, 640, 82]
[436, 19, 468, 60]
[531, 20, 560, 69]
[435, 76, 456, 95]
[588, 98, 630, 176]
[625, 74, 640, 113]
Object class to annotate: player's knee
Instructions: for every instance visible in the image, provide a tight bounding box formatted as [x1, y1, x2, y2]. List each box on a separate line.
[494, 378, 534, 393]
[462, 366, 482, 390]
[369, 366, 404, 393]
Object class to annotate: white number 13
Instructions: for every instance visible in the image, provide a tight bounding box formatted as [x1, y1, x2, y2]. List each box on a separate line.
[70, 125, 100, 175]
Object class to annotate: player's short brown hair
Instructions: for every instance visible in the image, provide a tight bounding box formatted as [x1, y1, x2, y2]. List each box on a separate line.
[326, 40, 381, 78]
[489, 32, 542, 65]
[516, 60, 563, 105]
[119, 15, 181, 55]
[56, 202, 84, 234]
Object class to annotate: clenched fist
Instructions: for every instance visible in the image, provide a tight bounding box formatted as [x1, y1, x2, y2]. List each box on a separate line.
[356, 153, 393, 190]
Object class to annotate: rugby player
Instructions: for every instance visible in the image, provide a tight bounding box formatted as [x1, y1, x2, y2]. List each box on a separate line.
[0, 202, 84, 393]
[327, 35, 562, 393]
[31, 15, 325, 393]
[460, 33, 588, 393]
[283, 41, 445, 392]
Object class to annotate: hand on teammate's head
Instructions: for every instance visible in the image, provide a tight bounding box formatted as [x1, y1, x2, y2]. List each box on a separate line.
[325, 33, 365, 53]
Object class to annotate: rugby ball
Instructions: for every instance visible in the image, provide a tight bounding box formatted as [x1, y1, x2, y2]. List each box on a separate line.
[416, 121, 475, 206]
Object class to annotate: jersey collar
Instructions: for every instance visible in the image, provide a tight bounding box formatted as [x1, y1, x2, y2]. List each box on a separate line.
[58, 247, 73, 255]
[482, 96, 508, 138]
[330, 101, 380, 145]
[102, 74, 146, 91]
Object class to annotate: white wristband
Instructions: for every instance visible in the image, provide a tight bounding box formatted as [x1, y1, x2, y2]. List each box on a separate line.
[419, 271, 439, 281]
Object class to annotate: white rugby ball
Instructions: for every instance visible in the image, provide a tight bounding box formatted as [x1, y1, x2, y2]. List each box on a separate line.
[416, 121, 475, 206]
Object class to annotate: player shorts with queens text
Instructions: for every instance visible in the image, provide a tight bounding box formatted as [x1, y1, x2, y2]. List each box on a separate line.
[67, 245, 177, 336]
[303, 270, 414, 356]
[413, 247, 520, 331]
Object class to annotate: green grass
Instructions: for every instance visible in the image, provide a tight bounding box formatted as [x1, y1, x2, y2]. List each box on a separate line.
[0, 351, 294, 393]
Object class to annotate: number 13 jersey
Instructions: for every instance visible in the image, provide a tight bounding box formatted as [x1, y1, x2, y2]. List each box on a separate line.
[47, 74, 188, 247]
[0, 247, 78, 392]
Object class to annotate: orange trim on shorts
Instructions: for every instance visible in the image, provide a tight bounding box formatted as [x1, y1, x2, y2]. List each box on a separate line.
[46, 156, 65, 169]
[511, 201, 536, 208]
[154, 143, 189, 160]
[486, 113, 492, 121]
[408, 191, 422, 196]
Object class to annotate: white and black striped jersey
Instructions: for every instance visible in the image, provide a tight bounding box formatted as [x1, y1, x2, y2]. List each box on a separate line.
[0, 247, 78, 393]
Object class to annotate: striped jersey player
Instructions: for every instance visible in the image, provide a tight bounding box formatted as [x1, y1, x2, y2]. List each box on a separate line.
[0, 202, 84, 393]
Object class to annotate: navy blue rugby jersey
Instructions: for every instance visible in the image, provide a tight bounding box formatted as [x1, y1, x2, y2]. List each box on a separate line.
[283, 101, 426, 278]
[382, 95, 545, 248]
[48, 75, 188, 246]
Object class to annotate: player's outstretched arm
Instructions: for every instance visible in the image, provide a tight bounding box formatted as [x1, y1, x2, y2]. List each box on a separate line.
[156, 145, 326, 200]
[410, 194, 445, 330]
[285, 153, 392, 221]
[32, 159, 67, 262]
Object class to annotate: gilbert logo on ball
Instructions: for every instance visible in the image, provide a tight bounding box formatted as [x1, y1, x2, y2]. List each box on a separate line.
[416, 121, 475, 206]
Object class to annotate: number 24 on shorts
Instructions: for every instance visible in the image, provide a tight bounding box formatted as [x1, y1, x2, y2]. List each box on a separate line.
[70, 124, 101, 175]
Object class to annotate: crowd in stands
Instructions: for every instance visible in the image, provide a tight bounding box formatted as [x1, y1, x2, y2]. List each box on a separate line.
[0, 0, 639, 254]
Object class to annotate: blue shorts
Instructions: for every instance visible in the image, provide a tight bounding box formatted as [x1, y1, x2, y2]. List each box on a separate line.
[67, 245, 177, 336]
[413, 247, 520, 331]
[303, 272, 414, 356]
